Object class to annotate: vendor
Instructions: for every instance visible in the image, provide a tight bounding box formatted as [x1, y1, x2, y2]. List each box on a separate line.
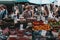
[22, 5, 34, 19]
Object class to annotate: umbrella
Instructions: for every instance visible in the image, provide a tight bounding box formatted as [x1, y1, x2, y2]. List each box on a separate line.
[41, 0, 56, 4]
[15, 0, 56, 4]
[29, 0, 56, 4]
[56, 0, 60, 6]
[15, 0, 28, 2]
[28, 0, 42, 4]
[0, 0, 15, 4]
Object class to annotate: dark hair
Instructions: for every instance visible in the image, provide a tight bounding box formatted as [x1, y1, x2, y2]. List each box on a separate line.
[50, 4, 53, 11]
[55, 5, 58, 7]
[44, 5, 49, 14]
[1, 5, 7, 9]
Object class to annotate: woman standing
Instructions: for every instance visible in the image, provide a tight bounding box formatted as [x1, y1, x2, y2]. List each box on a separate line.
[44, 5, 49, 20]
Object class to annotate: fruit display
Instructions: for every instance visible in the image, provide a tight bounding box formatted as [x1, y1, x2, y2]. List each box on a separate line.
[33, 20, 44, 26]
[48, 19, 60, 31]
[33, 24, 51, 31]
[33, 21, 51, 31]
[48, 19, 60, 27]
[33, 21, 40, 26]
[48, 19, 57, 22]
[33, 18, 60, 31]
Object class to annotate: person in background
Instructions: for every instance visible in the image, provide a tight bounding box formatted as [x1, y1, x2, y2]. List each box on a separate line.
[22, 5, 34, 19]
[22, 5, 25, 12]
[37, 6, 41, 15]
[9, 11, 15, 19]
[14, 6, 20, 19]
[44, 5, 49, 20]
[57, 6, 60, 17]
[0, 7, 3, 20]
[50, 3, 54, 13]
[53, 5, 58, 18]
[34, 6, 38, 15]
[1, 5, 8, 19]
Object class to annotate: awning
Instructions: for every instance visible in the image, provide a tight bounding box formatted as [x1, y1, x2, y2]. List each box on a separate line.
[15, 0, 56, 4]
[0, 0, 56, 4]
[0, 0, 15, 4]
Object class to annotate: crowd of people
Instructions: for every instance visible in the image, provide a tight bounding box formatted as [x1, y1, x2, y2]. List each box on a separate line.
[0, 4, 60, 23]
[0, 3, 59, 32]
[0, 3, 60, 40]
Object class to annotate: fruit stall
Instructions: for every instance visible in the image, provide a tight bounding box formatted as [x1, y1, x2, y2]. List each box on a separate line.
[32, 18, 60, 40]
